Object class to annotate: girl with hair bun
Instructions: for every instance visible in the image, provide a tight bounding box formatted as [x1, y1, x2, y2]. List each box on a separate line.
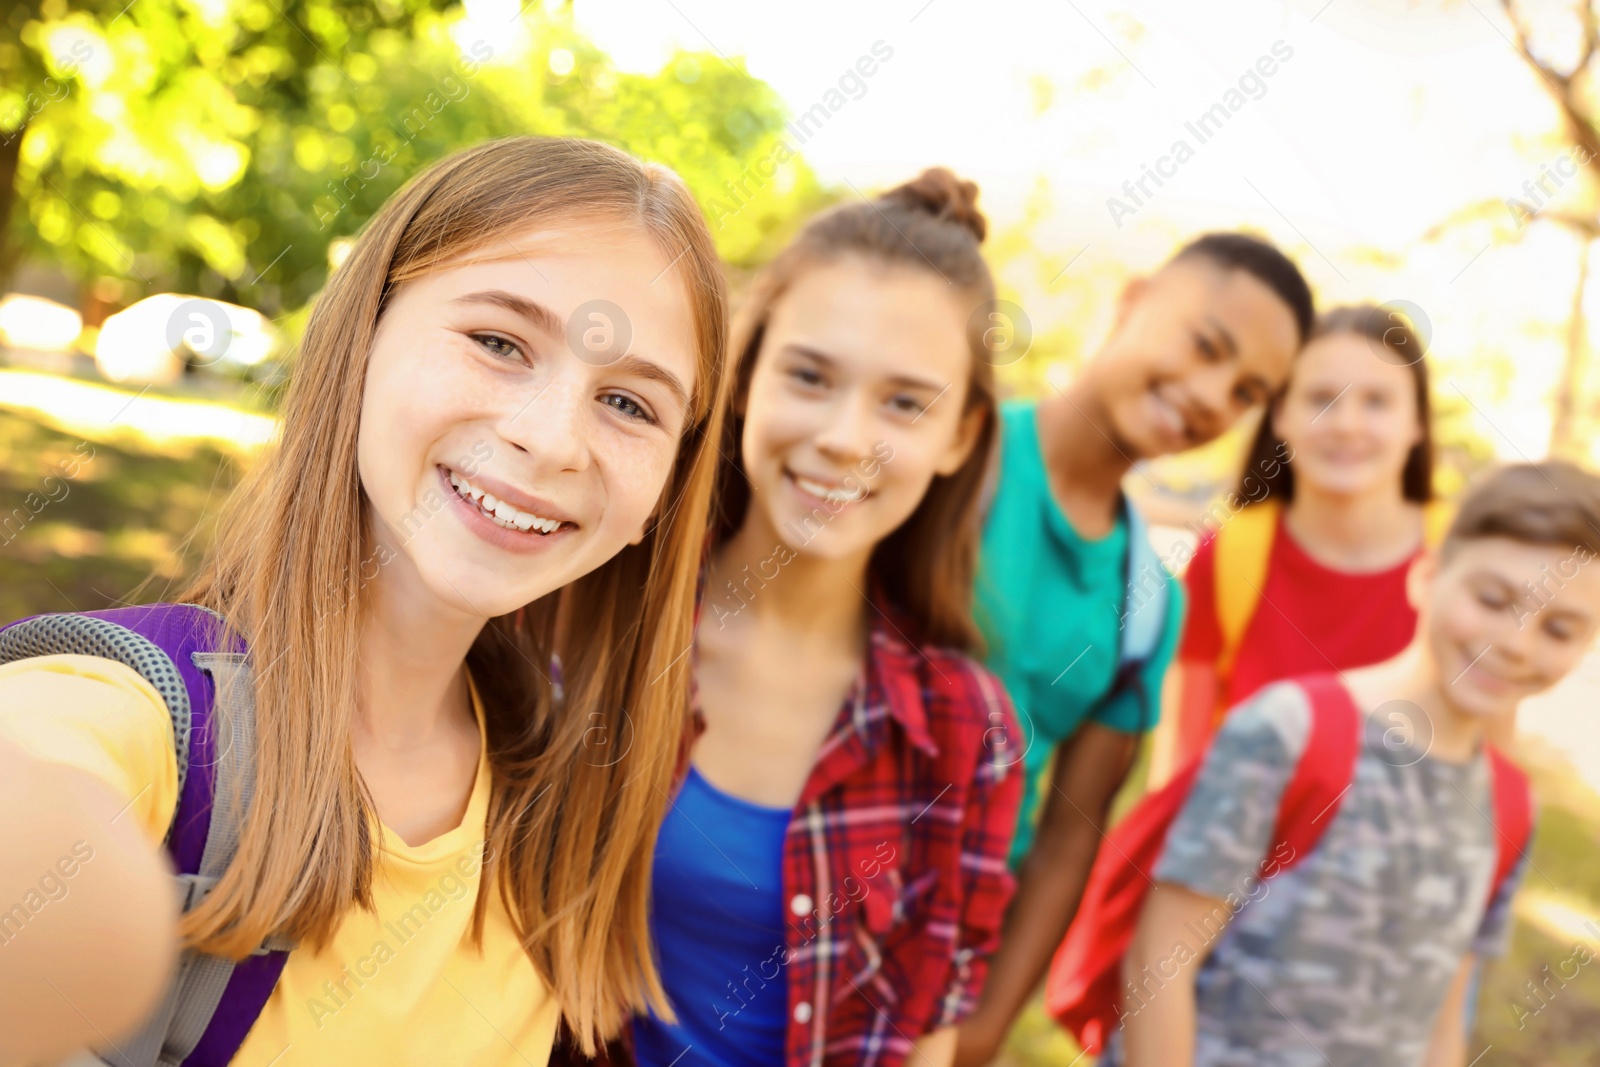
[627, 169, 1023, 1067]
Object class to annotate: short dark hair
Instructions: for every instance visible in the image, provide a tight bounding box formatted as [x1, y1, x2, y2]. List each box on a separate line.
[1443, 461, 1600, 561]
[1171, 232, 1315, 345]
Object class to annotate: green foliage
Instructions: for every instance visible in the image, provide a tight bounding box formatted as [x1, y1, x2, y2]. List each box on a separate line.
[2, 0, 823, 318]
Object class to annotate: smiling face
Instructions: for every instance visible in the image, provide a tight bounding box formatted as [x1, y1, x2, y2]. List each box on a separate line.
[1272, 331, 1422, 498]
[1090, 260, 1300, 458]
[737, 256, 983, 564]
[356, 217, 699, 620]
[1416, 536, 1600, 719]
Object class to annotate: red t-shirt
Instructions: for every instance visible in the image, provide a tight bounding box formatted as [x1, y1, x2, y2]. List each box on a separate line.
[1181, 514, 1421, 710]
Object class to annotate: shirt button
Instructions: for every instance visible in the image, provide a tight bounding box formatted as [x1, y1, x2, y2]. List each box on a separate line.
[789, 893, 813, 916]
[794, 1001, 813, 1024]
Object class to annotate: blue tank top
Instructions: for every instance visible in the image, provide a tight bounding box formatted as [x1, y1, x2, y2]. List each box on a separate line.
[633, 765, 792, 1067]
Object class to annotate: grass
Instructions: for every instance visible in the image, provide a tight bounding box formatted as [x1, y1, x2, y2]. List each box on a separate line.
[0, 404, 245, 622]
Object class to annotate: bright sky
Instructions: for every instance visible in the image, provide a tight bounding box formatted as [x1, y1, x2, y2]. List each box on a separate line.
[571, 0, 1593, 463]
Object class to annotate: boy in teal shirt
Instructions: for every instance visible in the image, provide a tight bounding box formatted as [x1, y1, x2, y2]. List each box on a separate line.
[957, 233, 1313, 1065]
[977, 397, 1187, 865]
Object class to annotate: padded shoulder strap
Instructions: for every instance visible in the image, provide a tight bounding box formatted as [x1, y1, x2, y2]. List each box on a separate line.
[0, 611, 196, 796]
[1119, 501, 1168, 667]
[1214, 500, 1279, 680]
[1104, 500, 1170, 735]
[1486, 748, 1534, 907]
[1266, 674, 1363, 873]
[0, 605, 289, 1067]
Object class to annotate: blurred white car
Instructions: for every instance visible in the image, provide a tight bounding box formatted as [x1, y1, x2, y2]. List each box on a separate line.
[95, 294, 281, 385]
[0, 293, 82, 352]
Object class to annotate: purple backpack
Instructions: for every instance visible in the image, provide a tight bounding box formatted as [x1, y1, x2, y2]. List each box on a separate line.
[0, 603, 292, 1066]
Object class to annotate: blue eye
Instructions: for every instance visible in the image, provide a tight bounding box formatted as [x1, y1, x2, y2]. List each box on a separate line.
[603, 393, 656, 425]
[474, 333, 523, 362]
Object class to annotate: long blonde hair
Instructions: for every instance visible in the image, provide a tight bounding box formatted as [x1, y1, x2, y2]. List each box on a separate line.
[181, 136, 728, 1049]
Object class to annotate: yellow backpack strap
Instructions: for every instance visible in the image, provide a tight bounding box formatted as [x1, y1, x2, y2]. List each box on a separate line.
[1422, 499, 1455, 548]
[1214, 500, 1281, 680]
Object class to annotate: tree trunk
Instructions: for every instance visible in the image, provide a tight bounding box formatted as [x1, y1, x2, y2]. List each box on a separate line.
[0, 118, 26, 294]
[1551, 237, 1593, 458]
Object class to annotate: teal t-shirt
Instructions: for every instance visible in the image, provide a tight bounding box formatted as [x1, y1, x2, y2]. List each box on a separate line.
[975, 399, 1185, 865]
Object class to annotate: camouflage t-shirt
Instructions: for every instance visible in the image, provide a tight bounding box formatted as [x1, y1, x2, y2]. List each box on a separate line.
[1101, 681, 1528, 1067]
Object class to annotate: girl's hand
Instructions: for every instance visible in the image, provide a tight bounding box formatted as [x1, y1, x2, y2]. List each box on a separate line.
[0, 738, 178, 1066]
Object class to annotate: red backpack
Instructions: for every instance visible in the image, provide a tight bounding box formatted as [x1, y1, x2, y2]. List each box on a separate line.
[1044, 673, 1533, 1055]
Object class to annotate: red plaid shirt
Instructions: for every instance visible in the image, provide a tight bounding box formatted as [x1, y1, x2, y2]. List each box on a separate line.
[551, 601, 1024, 1067]
[689, 603, 1024, 1067]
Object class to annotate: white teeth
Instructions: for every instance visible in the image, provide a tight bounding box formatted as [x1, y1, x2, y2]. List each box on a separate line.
[1152, 393, 1185, 436]
[444, 469, 564, 534]
[795, 474, 866, 504]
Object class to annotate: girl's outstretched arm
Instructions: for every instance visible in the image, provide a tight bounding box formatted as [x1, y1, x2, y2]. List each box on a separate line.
[0, 668, 181, 1066]
[1119, 882, 1225, 1066]
[908, 1025, 957, 1067]
[1421, 955, 1475, 1067]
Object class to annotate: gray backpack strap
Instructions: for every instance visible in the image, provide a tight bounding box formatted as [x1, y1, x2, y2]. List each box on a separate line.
[0, 614, 193, 798]
[107, 653, 263, 1067]
[1, 609, 289, 1067]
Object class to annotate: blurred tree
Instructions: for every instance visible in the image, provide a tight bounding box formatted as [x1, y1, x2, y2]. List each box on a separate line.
[0, 0, 822, 322]
[1424, 0, 1600, 460]
[1500, 0, 1600, 460]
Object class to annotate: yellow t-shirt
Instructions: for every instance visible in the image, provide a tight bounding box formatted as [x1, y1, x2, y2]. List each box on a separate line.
[0, 654, 558, 1067]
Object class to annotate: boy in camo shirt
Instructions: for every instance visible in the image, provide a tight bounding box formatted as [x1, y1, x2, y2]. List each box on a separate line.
[1110, 461, 1600, 1067]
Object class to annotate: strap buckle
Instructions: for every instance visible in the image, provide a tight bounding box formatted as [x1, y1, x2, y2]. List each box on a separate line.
[175, 872, 219, 912]
[253, 933, 297, 956]
[175, 873, 294, 955]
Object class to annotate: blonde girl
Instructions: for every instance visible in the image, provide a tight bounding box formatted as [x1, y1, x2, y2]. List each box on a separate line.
[0, 136, 728, 1067]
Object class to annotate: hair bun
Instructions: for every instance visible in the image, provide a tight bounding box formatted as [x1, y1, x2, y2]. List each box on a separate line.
[883, 167, 987, 243]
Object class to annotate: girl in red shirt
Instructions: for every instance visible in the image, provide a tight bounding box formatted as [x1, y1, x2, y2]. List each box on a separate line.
[1153, 304, 1441, 784]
